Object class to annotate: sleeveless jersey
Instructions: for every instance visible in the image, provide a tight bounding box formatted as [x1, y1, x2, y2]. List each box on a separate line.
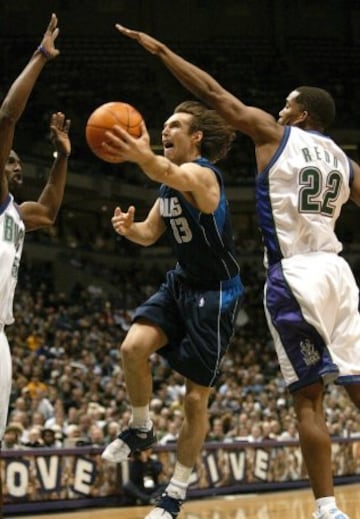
[159, 157, 240, 285]
[256, 126, 352, 267]
[0, 194, 25, 324]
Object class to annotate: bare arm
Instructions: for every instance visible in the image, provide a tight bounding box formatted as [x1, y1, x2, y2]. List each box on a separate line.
[350, 160, 360, 206]
[112, 200, 166, 246]
[115, 24, 282, 146]
[103, 122, 220, 213]
[19, 112, 71, 231]
[0, 13, 60, 202]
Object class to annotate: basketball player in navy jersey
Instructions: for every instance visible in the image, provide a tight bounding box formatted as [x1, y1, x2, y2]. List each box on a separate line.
[0, 14, 70, 517]
[101, 100, 243, 519]
[113, 24, 360, 519]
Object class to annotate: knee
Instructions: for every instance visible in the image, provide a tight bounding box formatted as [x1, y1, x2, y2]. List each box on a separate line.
[184, 390, 208, 419]
[121, 339, 146, 365]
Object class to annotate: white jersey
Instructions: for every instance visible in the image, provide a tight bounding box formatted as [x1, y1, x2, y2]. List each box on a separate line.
[0, 194, 25, 324]
[256, 126, 352, 267]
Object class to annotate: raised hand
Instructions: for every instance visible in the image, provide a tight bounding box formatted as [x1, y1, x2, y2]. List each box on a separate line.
[115, 24, 163, 55]
[49, 112, 71, 158]
[38, 13, 60, 60]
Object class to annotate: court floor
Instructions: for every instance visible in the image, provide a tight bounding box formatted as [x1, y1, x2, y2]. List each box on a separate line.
[15, 483, 360, 519]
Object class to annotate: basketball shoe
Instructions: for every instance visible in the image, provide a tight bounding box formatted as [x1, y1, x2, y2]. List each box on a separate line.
[101, 426, 156, 463]
[313, 507, 349, 519]
[144, 492, 183, 519]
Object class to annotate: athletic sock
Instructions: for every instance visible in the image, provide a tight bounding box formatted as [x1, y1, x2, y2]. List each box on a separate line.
[316, 496, 336, 512]
[166, 461, 193, 500]
[129, 405, 152, 431]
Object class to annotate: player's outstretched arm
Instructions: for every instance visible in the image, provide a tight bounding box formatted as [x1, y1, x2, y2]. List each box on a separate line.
[103, 122, 220, 213]
[20, 112, 71, 231]
[115, 24, 277, 141]
[0, 13, 61, 200]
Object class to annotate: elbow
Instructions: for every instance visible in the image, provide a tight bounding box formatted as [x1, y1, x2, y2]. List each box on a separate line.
[0, 110, 16, 128]
[41, 213, 58, 228]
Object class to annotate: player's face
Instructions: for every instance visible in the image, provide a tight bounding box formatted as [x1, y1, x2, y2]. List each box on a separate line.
[5, 150, 23, 189]
[278, 90, 305, 126]
[162, 112, 201, 165]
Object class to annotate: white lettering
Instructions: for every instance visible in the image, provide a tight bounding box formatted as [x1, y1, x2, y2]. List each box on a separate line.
[228, 451, 246, 480]
[254, 449, 269, 481]
[73, 458, 94, 495]
[6, 461, 29, 498]
[36, 456, 60, 490]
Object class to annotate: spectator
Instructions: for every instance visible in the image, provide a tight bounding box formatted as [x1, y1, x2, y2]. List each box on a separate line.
[122, 448, 165, 506]
[2, 424, 23, 450]
[41, 426, 63, 448]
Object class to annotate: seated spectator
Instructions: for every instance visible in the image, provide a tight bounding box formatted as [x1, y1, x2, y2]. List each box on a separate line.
[103, 420, 121, 444]
[23, 426, 43, 448]
[122, 448, 165, 506]
[88, 424, 106, 447]
[41, 426, 63, 448]
[24, 372, 48, 399]
[3, 424, 24, 449]
[158, 420, 180, 445]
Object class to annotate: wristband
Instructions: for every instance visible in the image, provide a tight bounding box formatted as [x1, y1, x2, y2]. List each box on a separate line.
[37, 45, 50, 60]
[56, 151, 70, 159]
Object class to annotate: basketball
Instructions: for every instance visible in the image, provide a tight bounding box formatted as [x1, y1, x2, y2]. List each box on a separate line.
[85, 101, 143, 163]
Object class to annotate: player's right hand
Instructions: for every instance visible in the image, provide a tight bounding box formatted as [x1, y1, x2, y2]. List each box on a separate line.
[112, 206, 135, 236]
[115, 24, 162, 55]
[38, 13, 60, 60]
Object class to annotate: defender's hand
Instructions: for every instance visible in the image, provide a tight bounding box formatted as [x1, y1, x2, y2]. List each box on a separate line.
[38, 13, 60, 60]
[115, 24, 162, 55]
[50, 112, 71, 157]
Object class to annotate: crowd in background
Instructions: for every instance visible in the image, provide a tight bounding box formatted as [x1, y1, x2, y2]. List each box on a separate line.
[3, 259, 360, 453]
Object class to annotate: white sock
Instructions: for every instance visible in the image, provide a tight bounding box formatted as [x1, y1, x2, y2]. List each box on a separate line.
[129, 406, 152, 430]
[316, 497, 336, 511]
[166, 462, 193, 500]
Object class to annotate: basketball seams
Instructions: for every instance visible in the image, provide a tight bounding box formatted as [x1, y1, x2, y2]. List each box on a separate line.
[86, 101, 143, 162]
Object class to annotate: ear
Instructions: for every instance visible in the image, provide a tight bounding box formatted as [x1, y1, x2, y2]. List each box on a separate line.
[192, 130, 203, 146]
[293, 110, 309, 128]
[297, 110, 309, 124]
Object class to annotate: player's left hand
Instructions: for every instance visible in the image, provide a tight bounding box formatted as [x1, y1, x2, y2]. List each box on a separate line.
[102, 121, 152, 165]
[50, 112, 71, 158]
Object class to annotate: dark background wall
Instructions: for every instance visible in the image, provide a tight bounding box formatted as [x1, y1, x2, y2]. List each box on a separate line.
[1, 0, 360, 291]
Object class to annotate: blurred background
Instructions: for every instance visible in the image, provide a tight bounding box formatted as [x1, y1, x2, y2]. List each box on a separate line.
[1, 0, 359, 297]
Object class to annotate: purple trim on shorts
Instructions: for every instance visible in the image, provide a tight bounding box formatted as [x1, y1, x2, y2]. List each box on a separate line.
[266, 261, 339, 390]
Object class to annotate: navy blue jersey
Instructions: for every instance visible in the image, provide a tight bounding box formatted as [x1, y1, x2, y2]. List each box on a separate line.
[159, 157, 239, 287]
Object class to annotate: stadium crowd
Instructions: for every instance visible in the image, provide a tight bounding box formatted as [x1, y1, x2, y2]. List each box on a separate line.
[4, 259, 360, 453]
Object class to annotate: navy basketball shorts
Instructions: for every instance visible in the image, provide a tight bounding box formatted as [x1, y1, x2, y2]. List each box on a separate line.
[133, 269, 243, 387]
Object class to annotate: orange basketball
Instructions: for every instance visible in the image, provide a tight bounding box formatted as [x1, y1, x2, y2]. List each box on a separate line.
[85, 101, 143, 163]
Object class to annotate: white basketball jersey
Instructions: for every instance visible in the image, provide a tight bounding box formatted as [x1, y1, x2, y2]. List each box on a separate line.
[0, 194, 25, 324]
[256, 126, 352, 267]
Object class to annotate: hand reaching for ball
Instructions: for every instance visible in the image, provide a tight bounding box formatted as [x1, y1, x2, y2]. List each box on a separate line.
[102, 121, 153, 167]
[86, 102, 143, 163]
